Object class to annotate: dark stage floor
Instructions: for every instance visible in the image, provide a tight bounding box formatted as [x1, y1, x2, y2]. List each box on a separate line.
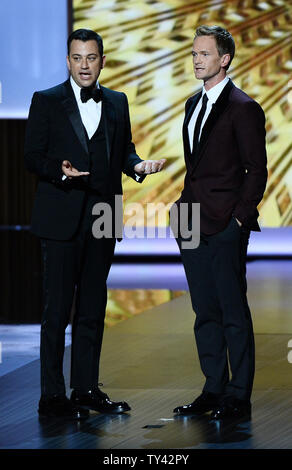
[0, 261, 292, 452]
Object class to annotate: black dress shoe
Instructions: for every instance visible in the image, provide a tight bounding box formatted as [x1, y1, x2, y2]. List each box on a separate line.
[210, 397, 251, 420]
[173, 391, 221, 415]
[38, 395, 89, 419]
[70, 388, 131, 414]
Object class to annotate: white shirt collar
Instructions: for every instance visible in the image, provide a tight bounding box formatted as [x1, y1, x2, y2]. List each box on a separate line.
[203, 76, 230, 104]
[70, 76, 100, 103]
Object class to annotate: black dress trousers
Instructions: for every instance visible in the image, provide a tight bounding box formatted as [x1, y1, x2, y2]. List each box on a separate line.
[40, 195, 116, 397]
[177, 217, 255, 401]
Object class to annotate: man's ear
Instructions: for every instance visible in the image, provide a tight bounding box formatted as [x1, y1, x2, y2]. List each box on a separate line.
[101, 55, 106, 69]
[66, 55, 71, 72]
[221, 53, 230, 68]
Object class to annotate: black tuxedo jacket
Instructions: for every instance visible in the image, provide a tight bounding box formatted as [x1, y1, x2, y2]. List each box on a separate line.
[177, 79, 267, 235]
[24, 79, 144, 240]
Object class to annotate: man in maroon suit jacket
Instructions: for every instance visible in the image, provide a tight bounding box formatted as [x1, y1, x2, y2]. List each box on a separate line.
[173, 25, 267, 419]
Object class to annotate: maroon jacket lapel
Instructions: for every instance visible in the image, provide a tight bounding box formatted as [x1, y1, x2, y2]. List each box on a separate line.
[193, 79, 234, 171]
[183, 80, 235, 171]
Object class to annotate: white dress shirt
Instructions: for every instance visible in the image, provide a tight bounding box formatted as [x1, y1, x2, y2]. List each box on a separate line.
[65, 77, 142, 182]
[188, 76, 230, 152]
[70, 76, 102, 139]
[61, 77, 102, 180]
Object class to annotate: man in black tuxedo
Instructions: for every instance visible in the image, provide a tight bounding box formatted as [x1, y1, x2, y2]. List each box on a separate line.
[173, 26, 267, 419]
[25, 28, 165, 419]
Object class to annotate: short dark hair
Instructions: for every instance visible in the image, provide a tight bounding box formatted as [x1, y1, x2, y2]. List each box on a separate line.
[194, 25, 235, 70]
[67, 29, 103, 57]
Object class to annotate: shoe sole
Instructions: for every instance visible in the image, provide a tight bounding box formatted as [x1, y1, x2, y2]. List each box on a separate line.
[77, 404, 131, 414]
[174, 407, 216, 415]
[210, 411, 252, 421]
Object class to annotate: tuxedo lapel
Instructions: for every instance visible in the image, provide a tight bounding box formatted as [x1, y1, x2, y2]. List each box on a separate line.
[100, 86, 116, 162]
[183, 92, 202, 158]
[193, 79, 234, 170]
[61, 80, 89, 154]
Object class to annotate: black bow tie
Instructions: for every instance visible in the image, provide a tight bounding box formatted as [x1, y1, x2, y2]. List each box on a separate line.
[80, 87, 102, 103]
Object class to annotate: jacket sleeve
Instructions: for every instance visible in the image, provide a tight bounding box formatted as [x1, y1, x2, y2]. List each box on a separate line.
[121, 92, 146, 183]
[232, 100, 268, 226]
[24, 92, 64, 182]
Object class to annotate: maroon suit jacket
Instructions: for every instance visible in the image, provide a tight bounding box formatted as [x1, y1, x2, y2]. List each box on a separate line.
[176, 79, 267, 235]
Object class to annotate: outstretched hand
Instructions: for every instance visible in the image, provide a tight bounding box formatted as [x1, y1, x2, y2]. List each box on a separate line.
[134, 159, 166, 175]
[62, 160, 90, 179]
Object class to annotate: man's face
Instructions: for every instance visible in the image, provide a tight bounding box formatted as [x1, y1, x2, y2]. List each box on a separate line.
[67, 39, 106, 88]
[192, 36, 229, 88]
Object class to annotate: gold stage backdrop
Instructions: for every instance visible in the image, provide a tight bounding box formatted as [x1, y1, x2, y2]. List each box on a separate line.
[73, 0, 292, 227]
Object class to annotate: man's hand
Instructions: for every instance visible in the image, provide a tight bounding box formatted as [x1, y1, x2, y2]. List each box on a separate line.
[134, 159, 166, 175]
[62, 160, 90, 179]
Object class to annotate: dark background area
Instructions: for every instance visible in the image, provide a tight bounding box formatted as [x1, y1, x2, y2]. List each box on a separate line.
[1, 119, 42, 323]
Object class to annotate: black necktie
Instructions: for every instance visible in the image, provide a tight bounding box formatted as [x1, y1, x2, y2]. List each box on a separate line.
[192, 93, 208, 155]
[80, 87, 102, 103]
